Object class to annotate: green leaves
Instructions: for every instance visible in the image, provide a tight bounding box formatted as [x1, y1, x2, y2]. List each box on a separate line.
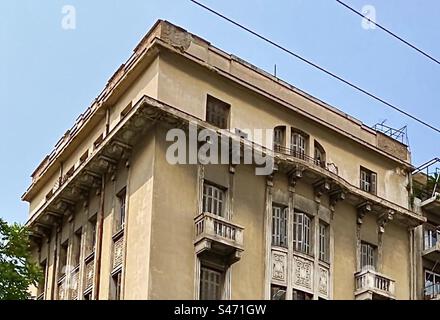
[0, 218, 42, 300]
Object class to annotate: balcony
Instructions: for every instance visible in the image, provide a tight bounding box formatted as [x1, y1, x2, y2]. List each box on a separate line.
[194, 212, 244, 265]
[354, 269, 395, 300]
[423, 241, 440, 262]
[424, 283, 440, 300]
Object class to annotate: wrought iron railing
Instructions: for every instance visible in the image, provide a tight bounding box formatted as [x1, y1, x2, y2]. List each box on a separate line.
[273, 144, 339, 175]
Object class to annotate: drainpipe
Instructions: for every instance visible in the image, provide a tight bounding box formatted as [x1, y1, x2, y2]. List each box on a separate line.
[93, 175, 106, 299]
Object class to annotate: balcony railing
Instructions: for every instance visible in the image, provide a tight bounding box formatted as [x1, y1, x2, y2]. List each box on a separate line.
[194, 212, 244, 264]
[424, 283, 440, 300]
[354, 269, 395, 300]
[273, 145, 338, 175]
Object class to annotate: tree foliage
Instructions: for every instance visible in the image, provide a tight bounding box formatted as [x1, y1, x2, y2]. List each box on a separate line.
[0, 218, 41, 300]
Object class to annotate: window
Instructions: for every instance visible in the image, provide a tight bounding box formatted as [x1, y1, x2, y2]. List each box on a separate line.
[206, 95, 230, 129]
[360, 242, 376, 270]
[360, 167, 377, 194]
[273, 126, 285, 152]
[79, 150, 88, 165]
[314, 141, 326, 168]
[88, 215, 97, 254]
[203, 183, 226, 217]
[37, 260, 47, 299]
[271, 285, 286, 300]
[292, 289, 313, 300]
[272, 206, 288, 247]
[200, 266, 223, 300]
[59, 241, 68, 277]
[111, 271, 122, 300]
[424, 225, 439, 250]
[425, 270, 440, 299]
[291, 131, 306, 159]
[319, 222, 329, 262]
[293, 212, 311, 255]
[93, 133, 104, 150]
[84, 291, 93, 300]
[115, 187, 126, 232]
[72, 229, 82, 267]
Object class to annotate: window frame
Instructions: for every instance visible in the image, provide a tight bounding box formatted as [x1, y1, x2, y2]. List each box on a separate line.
[360, 242, 377, 271]
[205, 95, 230, 129]
[360, 167, 377, 195]
[272, 205, 288, 248]
[202, 182, 227, 218]
[115, 187, 127, 232]
[111, 270, 122, 300]
[293, 211, 312, 255]
[319, 221, 330, 262]
[199, 265, 224, 300]
[291, 131, 307, 159]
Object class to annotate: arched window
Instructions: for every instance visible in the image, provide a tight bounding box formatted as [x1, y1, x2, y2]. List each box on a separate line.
[291, 130, 307, 160]
[314, 141, 326, 168]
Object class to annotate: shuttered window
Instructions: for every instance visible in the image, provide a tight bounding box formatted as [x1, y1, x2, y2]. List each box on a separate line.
[272, 206, 288, 247]
[291, 132, 306, 159]
[319, 222, 329, 262]
[360, 167, 377, 194]
[200, 267, 223, 300]
[203, 184, 225, 217]
[293, 212, 311, 254]
[360, 242, 376, 270]
[273, 127, 285, 151]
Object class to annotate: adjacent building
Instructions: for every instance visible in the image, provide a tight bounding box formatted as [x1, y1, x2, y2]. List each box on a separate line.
[24, 20, 431, 300]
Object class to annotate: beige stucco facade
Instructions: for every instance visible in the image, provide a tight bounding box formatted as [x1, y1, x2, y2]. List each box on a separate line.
[24, 20, 430, 301]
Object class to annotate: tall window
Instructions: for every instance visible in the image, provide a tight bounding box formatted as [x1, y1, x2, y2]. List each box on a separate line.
[72, 229, 82, 267]
[314, 141, 326, 168]
[291, 132, 306, 159]
[37, 260, 47, 299]
[203, 183, 225, 217]
[116, 187, 126, 232]
[293, 211, 311, 254]
[424, 225, 439, 250]
[360, 167, 377, 194]
[206, 95, 230, 129]
[360, 242, 376, 270]
[111, 271, 122, 300]
[88, 215, 97, 254]
[425, 270, 440, 299]
[200, 266, 223, 300]
[273, 126, 285, 152]
[319, 222, 329, 262]
[272, 206, 288, 247]
[59, 241, 68, 277]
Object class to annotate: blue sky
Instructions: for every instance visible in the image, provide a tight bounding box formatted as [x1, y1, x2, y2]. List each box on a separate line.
[1, 0, 439, 223]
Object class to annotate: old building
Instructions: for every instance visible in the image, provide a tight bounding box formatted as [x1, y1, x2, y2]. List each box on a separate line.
[24, 20, 428, 300]
[412, 158, 440, 300]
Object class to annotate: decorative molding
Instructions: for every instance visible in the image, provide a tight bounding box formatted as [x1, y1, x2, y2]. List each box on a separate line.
[293, 255, 313, 291]
[271, 250, 287, 284]
[313, 179, 331, 202]
[318, 266, 329, 297]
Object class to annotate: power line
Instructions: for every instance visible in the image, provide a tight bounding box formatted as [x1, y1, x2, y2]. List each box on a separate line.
[189, 0, 440, 135]
[336, 0, 440, 66]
